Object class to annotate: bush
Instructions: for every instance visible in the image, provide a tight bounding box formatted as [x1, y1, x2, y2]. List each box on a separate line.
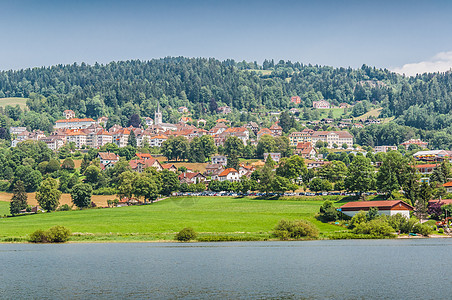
[274, 219, 319, 240]
[0, 180, 10, 191]
[92, 187, 117, 195]
[439, 228, 444, 234]
[352, 219, 395, 237]
[318, 201, 338, 222]
[29, 226, 71, 243]
[412, 223, 433, 236]
[47, 225, 72, 242]
[175, 227, 197, 242]
[29, 229, 49, 243]
[57, 204, 72, 211]
[349, 211, 367, 229]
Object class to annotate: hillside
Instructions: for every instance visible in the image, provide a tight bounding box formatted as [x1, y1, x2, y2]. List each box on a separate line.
[0, 97, 28, 108]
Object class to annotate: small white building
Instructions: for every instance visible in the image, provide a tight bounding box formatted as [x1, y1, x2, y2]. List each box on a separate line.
[312, 100, 330, 109]
[375, 145, 398, 153]
[212, 155, 227, 166]
[264, 152, 281, 163]
[339, 200, 413, 218]
[218, 168, 240, 182]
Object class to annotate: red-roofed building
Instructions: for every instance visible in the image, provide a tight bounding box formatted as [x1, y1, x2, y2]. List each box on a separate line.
[415, 164, 438, 174]
[218, 168, 240, 182]
[129, 158, 163, 173]
[178, 172, 206, 184]
[161, 163, 177, 172]
[257, 128, 272, 140]
[295, 142, 317, 159]
[98, 152, 119, 166]
[340, 200, 413, 218]
[269, 123, 283, 136]
[401, 139, 428, 150]
[63, 110, 76, 119]
[290, 96, 301, 104]
[136, 153, 154, 160]
[443, 182, 452, 193]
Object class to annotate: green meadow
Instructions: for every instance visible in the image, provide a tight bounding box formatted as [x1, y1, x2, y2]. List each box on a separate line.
[0, 197, 346, 242]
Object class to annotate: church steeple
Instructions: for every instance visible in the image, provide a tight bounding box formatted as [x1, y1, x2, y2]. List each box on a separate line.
[155, 102, 162, 125]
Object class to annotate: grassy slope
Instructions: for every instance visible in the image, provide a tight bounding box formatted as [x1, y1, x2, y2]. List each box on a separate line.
[0, 200, 9, 216]
[0, 197, 344, 241]
[0, 97, 28, 108]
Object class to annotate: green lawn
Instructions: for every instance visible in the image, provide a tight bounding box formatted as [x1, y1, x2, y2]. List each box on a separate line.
[0, 97, 28, 108]
[0, 200, 9, 217]
[318, 108, 346, 119]
[0, 197, 345, 242]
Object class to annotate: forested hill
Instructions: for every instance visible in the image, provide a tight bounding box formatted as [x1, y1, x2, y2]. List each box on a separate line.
[0, 57, 452, 132]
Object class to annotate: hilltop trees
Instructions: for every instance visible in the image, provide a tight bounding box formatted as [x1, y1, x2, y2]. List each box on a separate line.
[345, 155, 375, 197]
[71, 183, 93, 209]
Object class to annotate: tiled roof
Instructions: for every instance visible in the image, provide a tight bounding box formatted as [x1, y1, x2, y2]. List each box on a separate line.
[98, 152, 119, 160]
[340, 200, 413, 210]
[219, 168, 238, 177]
[56, 118, 95, 123]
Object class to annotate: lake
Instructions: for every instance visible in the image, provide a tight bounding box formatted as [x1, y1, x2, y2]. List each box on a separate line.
[1, 239, 452, 299]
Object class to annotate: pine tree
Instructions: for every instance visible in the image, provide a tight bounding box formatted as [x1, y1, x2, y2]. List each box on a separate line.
[128, 131, 137, 147]
[10, 180, 28, 216]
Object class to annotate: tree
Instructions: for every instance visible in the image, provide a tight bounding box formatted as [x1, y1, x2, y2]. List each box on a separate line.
[226, 154, 240, 171]
[345, 155, 375, 197]
[279, 111, 295, 133]
[341, 143, 348, 150]
[128, 113, 141, 128]
[276, 155, 306, 181]
[36, 178, 61, 212]
[224, 136, 244, 157]
[317, 161, 347, 183]
[46, 159, 61, 173]
[161, 136, 189, 161]
[117, 171, 137, 199]
[61, 158, 75, 171]
[376, 152, 415, 198]
[133, 174, 159, 203]
[416, 182, 431, 219]
[128, 130, 137, 147]
[84, 165, 101, 185]
[309, 178, 332, 192]
[256, 134, 276, 158]
[10, 180, 27, 215]
[160, 170, 180, 196]
[71, 183, 93, 209]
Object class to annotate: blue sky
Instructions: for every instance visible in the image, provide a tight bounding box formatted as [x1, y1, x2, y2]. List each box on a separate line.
[1, 0, 452, 75]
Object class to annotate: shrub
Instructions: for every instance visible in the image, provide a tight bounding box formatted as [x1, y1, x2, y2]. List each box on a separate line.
[274, 219, 319, 240]
[29, 229, 49, 243]
[387, 214, 418, 234]
[175, 227, 197, 242]
[57, 204, 72, 211]
[0, 180, 10, 191]
[318, 201, 338, 222]
[92, 187, 117, 195]
[412, 223, 432, 237]
[47, 225, 72, 242]
[349, 211, 367, 229]
[353, 219, 395, 237]
[28, 226, 71, 243]
[439, 228, 444, 234]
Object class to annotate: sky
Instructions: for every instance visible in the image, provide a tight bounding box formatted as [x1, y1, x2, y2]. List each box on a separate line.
[1, 0, 452, 76]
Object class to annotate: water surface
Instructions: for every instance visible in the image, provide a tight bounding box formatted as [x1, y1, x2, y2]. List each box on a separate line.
[1, 239, 451, 299]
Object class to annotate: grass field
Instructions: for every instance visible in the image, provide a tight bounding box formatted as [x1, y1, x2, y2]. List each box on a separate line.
[318, 108, 346, 119]
[0, 97, 28, 108]
[0, 196, 345, 242]
[356, 107, 382, 120]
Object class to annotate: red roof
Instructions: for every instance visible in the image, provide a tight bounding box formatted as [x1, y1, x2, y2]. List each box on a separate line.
[98, 152, 119, 161]
[219, 168, 238, 177]
[415, 164, 438, 169]
[443, 182, 452, 187]
[340, 200, 413, 211]
[136, 153, 154, 160]
[56, 118, 95, 123]
[178, 172, 204, 180]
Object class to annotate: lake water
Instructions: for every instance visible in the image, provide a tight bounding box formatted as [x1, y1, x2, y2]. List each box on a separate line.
[1, 239, 452, 299]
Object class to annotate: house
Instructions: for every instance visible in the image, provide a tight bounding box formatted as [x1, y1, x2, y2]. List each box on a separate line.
[9, 127, 27, 135]
[257, 128, 273, 140]
[264, 152, 281, 163]
[306, 160, 330, 169]
[401, 139, 428, 150]
[197, 119, 207, 126]
[149, 135, 168, 147]
[161, 163, 177, 172]
[312, 100, 330, 109]
[218, 168, 240, 182]
[136, 153, 155, 160]
[289, 108, 300, 114]
[129, 158, 163, 173]
[178, 106, 189, 113]
[205, 163, 224, 175]
[211, 155, 227, 166]
[269, 123, 283, 136]
[145, 117, 154, 127]
[179, 172, 206, 184]
[66, 130, 87, 148]
[415, 164, 437, 175]
[310, 131, 354, 149]
[39, 136, 65, 151]
[245, 122, 259, 135]
[443, 182, 452, 193]
[375, 146, 398, 153]
[97, 116, 108, 126]
[217, 106, 232, 114]
[98, 152, 119, 166]
[290, 96, 301, 104]
[55, 118, 96, 130]
[180, 116, 193, 123]
[413, 150, 449, 161]
[295, 142, 317, 159]
[63, 109, 76, 119]
[339, 200, 414, 218]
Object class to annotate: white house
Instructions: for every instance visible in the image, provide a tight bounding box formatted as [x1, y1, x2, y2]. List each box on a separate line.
[312, 100, 330, 109]
[212, 155, 227, 166]
[218, 168, 240, 182]
[339, 201, 413, 218]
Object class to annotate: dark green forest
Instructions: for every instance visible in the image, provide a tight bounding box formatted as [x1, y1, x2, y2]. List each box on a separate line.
[1, 57, 452, 147]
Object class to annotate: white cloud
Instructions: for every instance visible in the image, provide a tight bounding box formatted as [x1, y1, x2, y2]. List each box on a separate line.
[392, 51, 452, 76]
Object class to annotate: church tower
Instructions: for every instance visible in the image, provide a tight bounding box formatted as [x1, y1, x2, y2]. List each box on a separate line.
[154, 103, 162, 125]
